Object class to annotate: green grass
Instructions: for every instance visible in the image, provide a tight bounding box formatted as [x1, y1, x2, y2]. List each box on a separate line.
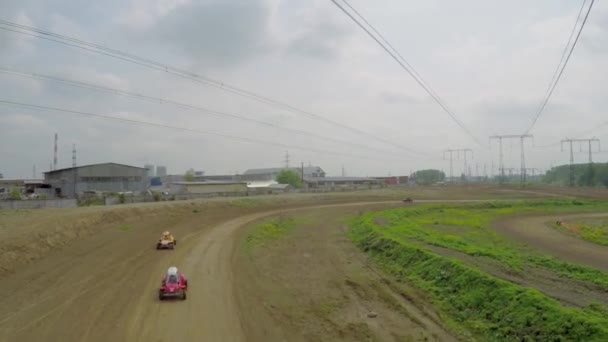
[118, 224, 132, 232]
[245, 215, 297, 251]
[349, 199, 608, 341]
[231, 198, 262, 207]
[353, 200, 608, 288]
[554, 221, 608, 246]
[350, 221, 608, 341]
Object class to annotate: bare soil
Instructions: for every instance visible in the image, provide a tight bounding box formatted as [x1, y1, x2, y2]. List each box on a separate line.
[494, 213, 608, 271]
[235, 204, 458, 342]
[0, 187, 595, 341]
[0, 195, 405, 341]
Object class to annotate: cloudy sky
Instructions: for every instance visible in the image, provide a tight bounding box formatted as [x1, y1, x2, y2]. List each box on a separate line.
[1, 0, 607, 179]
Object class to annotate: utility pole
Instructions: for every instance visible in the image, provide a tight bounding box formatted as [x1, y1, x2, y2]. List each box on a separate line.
[561, 138, 600, 187]
[72, 144, 77, 167]
[72, 144, 78, 198]
[284, 151, 290, 169]
[53, 133, 58, 171]
[490, 134, 532, 186]
[561, 139, 575, 187]
[444, 148, 473, 182]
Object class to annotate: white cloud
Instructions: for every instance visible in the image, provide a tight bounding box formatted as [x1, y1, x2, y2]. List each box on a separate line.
[1, 0, 608, 178]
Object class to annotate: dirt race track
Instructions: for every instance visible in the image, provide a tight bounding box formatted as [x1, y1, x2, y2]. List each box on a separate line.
[1, 188, 607, 341]
[0, 200, 396, 342]
[496, 213, 608, 271]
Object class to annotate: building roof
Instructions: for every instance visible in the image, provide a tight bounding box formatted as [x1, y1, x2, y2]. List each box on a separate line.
[44, 162, 146, 174]
[246, 181, 278, 188]
[305, 176, 379, 182]
[244, 166, 324, 175]
[0, 179, 45, 184]
[170, 181, 247, 185]
[24, 179, 46, 185]
[269, 183, 292, 189]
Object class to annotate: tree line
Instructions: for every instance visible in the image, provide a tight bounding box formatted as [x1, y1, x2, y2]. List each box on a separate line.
[543, 163, 608, 187]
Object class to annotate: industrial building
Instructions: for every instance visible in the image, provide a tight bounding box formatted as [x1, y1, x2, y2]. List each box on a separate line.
[242, 166, 325, 181]
[304, 176, 381, 189]
[144, 164, 155, 177]
[375, 176, 410, 185]
[0, 179, 51, 199]
[170, 181, 247, 194]
[156, 166, 167, 177]
[44, 163, 147, 196]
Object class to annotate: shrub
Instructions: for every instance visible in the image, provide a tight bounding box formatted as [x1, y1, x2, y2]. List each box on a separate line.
[9, 188, 21, 200]
[153, 192, 161, 202]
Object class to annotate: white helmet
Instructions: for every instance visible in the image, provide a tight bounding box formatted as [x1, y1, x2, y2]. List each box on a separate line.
[167, 266, 178, 275]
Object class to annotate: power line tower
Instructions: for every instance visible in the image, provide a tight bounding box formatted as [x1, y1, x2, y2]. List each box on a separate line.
[561, 138, 600, 186]
[443, 150, 455, 181]
[443, 148, 473, 182]
[525, 168, 539, 176]
[504, 167, 518, 180]
[490, 134, 532, 186]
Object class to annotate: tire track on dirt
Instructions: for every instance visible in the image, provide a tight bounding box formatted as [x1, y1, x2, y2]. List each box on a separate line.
[124, 201, 399, 341]
[1, 199, 501, 342]
[495, 213, 608, 271]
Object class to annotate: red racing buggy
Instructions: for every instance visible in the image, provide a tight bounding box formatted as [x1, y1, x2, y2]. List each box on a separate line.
[159, 266, 188, 301]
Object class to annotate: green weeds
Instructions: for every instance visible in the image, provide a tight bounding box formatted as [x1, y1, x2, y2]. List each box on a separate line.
[245, 215, 296, 251]
[554, 221, 608, 246]
[353, 200, 608, 287]
[349, 199, 608, 340]
[350, 222, 608, 341]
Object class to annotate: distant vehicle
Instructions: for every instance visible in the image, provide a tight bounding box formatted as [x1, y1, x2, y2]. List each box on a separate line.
[156, 231, 177, 250]
[159, 266, 188, 300]
[403, 197, 413, 203]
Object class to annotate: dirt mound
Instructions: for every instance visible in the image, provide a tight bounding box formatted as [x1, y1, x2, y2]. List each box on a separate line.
[0, 204, 174, 277]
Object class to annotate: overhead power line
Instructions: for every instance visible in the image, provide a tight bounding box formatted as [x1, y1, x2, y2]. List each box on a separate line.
[525, 0, 595, 134]
[329, 0, 484, 147]
[0, 67, 416, 158]
[0, 99, 423, 163]
[339, 0, 442, 103]
[0, 19, 428, 157]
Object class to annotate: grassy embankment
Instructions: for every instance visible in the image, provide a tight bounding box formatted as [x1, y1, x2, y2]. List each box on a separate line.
[349, 199, 608, 341]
